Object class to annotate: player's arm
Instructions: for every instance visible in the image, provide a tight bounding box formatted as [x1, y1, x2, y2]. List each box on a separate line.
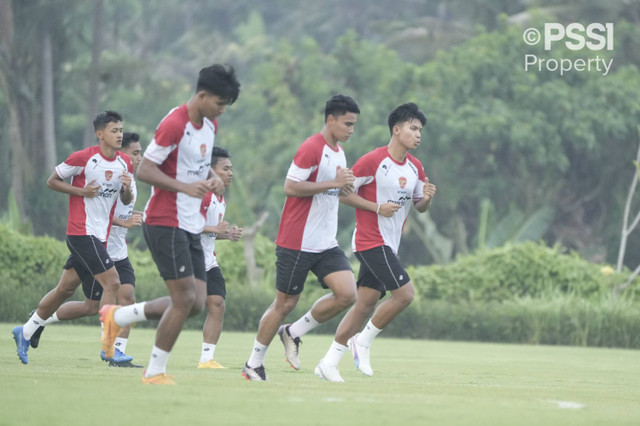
[414, 177, 436, 213]
[284, 166, 355, 197]
[340, 192, 399, 218]
[137, 157, 212, 198]
[46, 170, 100, 198]
[112, 212, 142, 228]
[203, 220, 230, 237]
[119, 172, 133, 205]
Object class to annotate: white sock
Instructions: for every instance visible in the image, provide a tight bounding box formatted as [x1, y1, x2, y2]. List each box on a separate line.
[145, 346, 170, 377]
[113, 302, 147, 327]
[323, 340, 348, 367]
[288, 310, 320, 339]
[114, 337, 128, 354]
[23, 312, 47, 340]
[247, 339, 268, 368]
[357, 320, 382, 348]
[42, 312, 60, 326]
[200, 343, 216, 363]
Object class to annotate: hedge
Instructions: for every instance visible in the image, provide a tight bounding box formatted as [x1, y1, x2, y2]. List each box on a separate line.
[2, 225, 639, 348]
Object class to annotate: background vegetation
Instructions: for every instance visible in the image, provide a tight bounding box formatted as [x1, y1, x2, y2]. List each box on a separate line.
[2, 1, 640, 346]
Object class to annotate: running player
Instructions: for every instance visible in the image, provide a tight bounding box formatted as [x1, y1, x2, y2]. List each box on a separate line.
[318, 102, 436, 381]
[27, 132, 144, 367]
[241, 94, 359, 381]
[99, 64, 241, 384]
[197, 147, 243, 369]
[12, 111, 133, 365]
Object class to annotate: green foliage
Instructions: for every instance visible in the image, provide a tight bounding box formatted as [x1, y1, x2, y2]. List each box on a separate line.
[409, 241, 630, 303]
[4, 227, 640, 348]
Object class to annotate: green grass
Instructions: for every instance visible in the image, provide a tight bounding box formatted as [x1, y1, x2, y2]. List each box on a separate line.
[1, 324, 640, 426]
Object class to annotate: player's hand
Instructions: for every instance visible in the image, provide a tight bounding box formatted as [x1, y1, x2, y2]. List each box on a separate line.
[184, 181, 212, 198]
[120, 171, 132, 191]
[83, 180, 101, 198]
[339, 184, 354, 197]
[229, 225, 243, 242]
[209, 175, 225, 196]
[217, 220, 230, 237]
[377, 202, 400, 218]
[124, 212, 143, 228]
[335, 166, 355, 188]
[423, 177, 436, 202]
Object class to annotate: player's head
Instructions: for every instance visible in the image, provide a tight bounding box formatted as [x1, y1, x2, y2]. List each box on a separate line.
[387, 102, 427, 136]
[324, 94, 360, 123]
[120, 132, 143, 171]
[323, 95, 360, 143]
[93, 110, 123, 131]
[197, 64, 241, 105]
[212, 146, 233, 188]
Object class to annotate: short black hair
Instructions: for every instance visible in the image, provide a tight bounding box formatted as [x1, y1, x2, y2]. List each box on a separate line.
[387, 102, 427, 135]
[93, 110, 123, 131]
[211, 146, 231, 167]
[324, 94, 360, 122]
[121, 132, 140, 149]
[196, 64, 241, 105]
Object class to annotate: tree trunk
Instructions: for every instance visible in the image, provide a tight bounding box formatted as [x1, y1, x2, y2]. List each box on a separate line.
[41, 29, 57, 171]
[0, 0, 26, 216]
[242, 211, 269, 287]
[82, 0, 105, 147]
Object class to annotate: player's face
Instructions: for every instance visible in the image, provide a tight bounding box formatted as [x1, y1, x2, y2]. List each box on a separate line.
[201, 93, 228, 121]
[395, 119, 423, 150]
[121, 142, 143, 172]
[98, 121, 124, 150]
[328, 112, 358, 142]
[213, 158, 233, 188]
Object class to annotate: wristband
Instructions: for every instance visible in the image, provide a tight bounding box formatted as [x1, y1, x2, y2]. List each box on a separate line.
[376, 204, 381, 214]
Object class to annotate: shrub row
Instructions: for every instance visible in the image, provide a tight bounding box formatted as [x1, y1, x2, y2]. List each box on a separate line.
[1, 226, 639, 348]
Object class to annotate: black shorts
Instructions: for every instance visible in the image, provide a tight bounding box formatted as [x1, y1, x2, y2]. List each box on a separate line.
[206, 266, 226, 298]
[64, 235, 115, 279]
[78, 257, 136, 301]
[355, 245, 410, 298]
[143, 224, 205, 281]
[275, 245, 352, 295]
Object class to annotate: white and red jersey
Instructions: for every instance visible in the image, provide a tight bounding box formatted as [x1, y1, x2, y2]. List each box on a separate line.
[143, 104, 217, 234]
[200, 191, 226, 271]
[106, 177, 137, 261]
[351, 146, 426, 253]
[276, 133, 346, 252]
[55, 145, 133, 242]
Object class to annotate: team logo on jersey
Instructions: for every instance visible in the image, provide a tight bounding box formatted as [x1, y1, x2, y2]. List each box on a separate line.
[399, 177, 407, 188]
[218, 213, 223, 223]
[105, 171, 113, 181]
[200, 144, 207, 158]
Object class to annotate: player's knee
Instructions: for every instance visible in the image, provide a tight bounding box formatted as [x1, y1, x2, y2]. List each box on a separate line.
[335, 289, 357, 310]
[395, 284, 415, 307]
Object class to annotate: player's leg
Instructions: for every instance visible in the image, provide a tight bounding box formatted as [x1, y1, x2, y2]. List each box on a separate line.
[350, 246, 414, 376]
[199, 267, 226, 368]
[243, 246, 306, 379]
[280, 247, 355, 372]
[13, 267, 81, 364]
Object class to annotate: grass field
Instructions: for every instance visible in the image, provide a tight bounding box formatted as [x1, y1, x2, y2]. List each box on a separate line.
[1, 324, 639, 426]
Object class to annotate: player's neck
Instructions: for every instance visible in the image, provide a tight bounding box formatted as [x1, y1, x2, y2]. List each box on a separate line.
[387, 141, 407, 163]
[186, 97, 204, 128]
[99, 143, 117, 159]
[320, 127, 339, 149]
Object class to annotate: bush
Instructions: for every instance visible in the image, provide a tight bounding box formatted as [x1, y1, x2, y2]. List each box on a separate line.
[3, 227, 640, 348]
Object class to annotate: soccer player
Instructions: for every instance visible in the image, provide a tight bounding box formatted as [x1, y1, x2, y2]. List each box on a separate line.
[27, 132, 145, 367]
[318, 102, 436, 381]
[12, 111, 133, 365]
[197, 147, 243, 369]
[241, 94, 359, 381]
[99, 64, 241, 384]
